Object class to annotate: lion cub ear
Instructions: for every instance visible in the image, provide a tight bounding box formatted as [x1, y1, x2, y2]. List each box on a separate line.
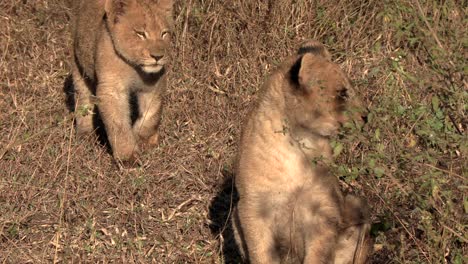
[297, 40, 332, 60]
[289, 53, 320, 94]
[105, 0, 135, 22]
[289, 40, 333, 93]
[156, 0, 174, 14]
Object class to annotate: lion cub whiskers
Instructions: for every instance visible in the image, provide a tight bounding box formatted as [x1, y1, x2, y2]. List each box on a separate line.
[233, 40, 372, 264]
[71, 0, 174, 164]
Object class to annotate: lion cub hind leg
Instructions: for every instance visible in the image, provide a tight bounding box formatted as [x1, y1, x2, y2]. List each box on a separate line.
[71, 63, 94, 136]
[334, 195, 372, 264]
[133, 88, 163, 147]
[303, 229, 338, 264]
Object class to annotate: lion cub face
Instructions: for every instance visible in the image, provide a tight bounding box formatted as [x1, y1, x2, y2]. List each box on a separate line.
[286, 41, 355, 137]
[105, 0, 173, 73]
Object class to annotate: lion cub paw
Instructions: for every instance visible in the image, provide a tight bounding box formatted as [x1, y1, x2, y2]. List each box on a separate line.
[75, 116, 94, 137]
[112, 143, 140, 164]
[115, 156, 142, 170]
[146, 133, 159, 146]
[136, 133, 160, 151]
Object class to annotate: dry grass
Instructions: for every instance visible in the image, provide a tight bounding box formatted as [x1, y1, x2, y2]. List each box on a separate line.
[0, 0, 466, 263]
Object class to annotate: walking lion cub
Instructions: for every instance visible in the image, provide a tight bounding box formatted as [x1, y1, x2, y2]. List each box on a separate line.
[233, 40, 372, 263]
[71, 0, 173, 162]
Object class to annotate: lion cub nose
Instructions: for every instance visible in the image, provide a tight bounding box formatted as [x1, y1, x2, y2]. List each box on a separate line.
[151, 54, 164, 62]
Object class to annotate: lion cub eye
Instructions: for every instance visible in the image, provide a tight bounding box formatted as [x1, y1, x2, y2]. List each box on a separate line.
[161, 30, 171, 40]
[135, 30, 147, 40]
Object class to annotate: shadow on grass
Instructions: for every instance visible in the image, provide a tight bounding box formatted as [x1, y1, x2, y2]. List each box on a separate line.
[208, 170, 243, 264]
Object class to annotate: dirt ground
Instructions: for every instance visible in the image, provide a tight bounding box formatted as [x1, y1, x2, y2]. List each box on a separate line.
[0, 0, 466, 263]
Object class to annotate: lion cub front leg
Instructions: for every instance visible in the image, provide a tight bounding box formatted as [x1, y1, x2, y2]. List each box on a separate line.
[71, 63, 94, 136]
[235, 203, 280, 264]
[96, 80, 138, 162]
[133, 88, 163, 147]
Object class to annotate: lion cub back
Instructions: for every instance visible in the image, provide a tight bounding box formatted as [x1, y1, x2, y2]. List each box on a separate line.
[233, 40, 371, 263]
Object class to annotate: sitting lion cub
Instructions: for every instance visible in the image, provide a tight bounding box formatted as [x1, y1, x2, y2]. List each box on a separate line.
[233, 40, 372, 264]
[71, 0, 173, 162]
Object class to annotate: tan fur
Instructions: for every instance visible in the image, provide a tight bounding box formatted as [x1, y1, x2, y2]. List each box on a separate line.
[233, 40, 372, 264]
[71, 0, 174, 162]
